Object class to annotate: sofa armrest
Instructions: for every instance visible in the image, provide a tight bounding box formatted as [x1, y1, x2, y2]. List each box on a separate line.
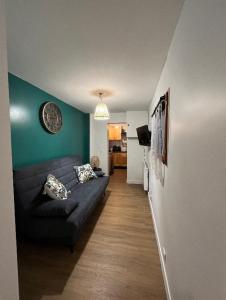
[32, 198, 79, 217]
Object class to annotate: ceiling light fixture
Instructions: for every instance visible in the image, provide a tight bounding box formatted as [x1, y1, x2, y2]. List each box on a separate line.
[94, 92, 110, 120]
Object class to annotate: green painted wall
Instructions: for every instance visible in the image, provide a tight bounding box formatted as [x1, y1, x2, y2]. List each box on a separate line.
[9, 73, 90, 169]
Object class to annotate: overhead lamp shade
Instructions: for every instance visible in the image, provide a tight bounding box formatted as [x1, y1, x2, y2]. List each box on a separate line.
[94, 102, 110, 120]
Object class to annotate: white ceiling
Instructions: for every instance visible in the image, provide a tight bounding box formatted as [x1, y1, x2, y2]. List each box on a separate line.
[6, 0, 184, 113]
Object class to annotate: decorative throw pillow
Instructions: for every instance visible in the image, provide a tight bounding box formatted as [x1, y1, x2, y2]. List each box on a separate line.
[95, 170, 105, 177]
[74, 164, 97, 183]
[43, 174, 70, 200]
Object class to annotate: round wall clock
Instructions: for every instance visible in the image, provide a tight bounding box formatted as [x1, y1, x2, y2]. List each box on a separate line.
[40, 102, 62, 134]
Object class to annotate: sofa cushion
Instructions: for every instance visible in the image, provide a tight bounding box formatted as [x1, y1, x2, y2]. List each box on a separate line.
[32, 197, 79, 217]
[43, 174, 70, 200]
[74, 164, 97, 183]
[67, 176, 109, 229]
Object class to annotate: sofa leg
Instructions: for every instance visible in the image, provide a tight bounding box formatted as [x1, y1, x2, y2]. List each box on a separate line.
[69, 245, 74, 253]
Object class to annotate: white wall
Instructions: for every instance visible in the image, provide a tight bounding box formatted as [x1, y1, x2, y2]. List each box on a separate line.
[148, 1, 226, 299]
[90, 112, 126, 174]
[127, 111, 148, 137]
[0, 0, 19, 299]
[127, 139, 145, 184]
[126, 110, 148, 184]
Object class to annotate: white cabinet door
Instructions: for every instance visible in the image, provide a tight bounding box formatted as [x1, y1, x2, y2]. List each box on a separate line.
[126, 111, 148, 137]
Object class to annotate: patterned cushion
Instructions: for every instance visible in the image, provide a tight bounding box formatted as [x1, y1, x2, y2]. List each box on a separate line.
[74, 164, 97, 183]
[43, 174, 70, 200]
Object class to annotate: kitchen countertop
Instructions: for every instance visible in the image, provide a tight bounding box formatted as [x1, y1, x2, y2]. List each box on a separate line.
[109, 151, 127, 154]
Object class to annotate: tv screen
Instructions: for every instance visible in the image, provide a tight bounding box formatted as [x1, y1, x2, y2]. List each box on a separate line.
[136, 125, 151, 146]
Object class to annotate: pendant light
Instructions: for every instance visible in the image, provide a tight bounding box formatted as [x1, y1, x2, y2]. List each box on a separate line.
[94, 92, 110, 120]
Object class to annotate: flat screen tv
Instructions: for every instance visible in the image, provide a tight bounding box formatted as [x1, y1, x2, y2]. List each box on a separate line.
[136, 125, 151, 146]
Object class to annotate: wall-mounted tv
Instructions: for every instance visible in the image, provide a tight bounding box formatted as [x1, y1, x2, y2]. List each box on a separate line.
[136, 125, 151, 146]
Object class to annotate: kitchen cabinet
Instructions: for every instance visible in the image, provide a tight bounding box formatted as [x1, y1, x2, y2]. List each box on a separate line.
[108, 125, 121, 140]
[126, 111, 148, 138]
[112, 152, 127, 167]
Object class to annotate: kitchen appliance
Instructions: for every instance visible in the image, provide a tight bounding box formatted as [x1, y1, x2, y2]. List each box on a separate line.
[112, 145, 121, 152]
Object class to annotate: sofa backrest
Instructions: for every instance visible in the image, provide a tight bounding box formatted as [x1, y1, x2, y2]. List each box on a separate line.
[13, 156, 82, 213]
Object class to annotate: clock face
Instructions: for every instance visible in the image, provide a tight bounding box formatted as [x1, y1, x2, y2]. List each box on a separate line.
[40, 102, 62, 134]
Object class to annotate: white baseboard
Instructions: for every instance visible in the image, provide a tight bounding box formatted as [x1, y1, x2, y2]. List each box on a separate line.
[148, 192, 172, 300]
[127, 179, 143, 184]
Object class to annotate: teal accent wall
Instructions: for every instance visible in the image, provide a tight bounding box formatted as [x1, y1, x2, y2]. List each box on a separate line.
[9, 73, 90, 169]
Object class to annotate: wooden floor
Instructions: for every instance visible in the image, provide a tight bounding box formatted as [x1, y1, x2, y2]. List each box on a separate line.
[18, 169, 166, 300]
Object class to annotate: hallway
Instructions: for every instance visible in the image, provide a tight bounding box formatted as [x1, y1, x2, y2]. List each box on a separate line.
[18, 170, 166, 300]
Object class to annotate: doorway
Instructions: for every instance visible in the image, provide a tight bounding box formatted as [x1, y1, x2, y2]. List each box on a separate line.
[107, 123, 127, 176]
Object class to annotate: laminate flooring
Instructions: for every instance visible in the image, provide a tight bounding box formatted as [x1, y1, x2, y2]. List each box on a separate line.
[18, 169, 166, 300]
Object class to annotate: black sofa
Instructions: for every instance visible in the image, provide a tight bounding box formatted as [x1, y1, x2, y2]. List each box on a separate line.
[13, 156, 109, 249]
